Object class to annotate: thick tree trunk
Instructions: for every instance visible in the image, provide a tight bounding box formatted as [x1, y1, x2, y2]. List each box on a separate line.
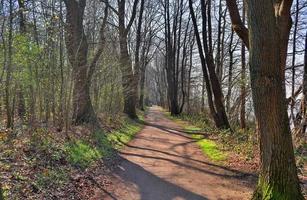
[119, 32, 138, 119]
[134, 0, 145, 111]
[64, 0, 98, 126]
[246, 0, 304, 198]
[226, 0, 304, 197]
[164, 0, 179, 116]
[118, 0, 138, 119]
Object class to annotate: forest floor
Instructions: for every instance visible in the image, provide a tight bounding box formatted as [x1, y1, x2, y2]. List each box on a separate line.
[97, 106, 257, 200]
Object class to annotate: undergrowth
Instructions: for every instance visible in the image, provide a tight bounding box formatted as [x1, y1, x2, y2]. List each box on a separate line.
[66, 115, 144, 168]
[1, 110, 145, 199]
[166, 111, 257, 162]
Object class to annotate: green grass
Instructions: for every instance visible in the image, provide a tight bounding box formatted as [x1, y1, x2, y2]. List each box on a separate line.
[107, 119, 143, 149]
[66, 114, 144, 169]
[184, 124, 227, 162]
[66, 140, 102, 168]
[194, 137, 227, 161]
[184, 125, 202, 133]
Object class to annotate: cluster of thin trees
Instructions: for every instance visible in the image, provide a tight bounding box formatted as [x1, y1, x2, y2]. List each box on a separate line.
[0, 0, 306, 199]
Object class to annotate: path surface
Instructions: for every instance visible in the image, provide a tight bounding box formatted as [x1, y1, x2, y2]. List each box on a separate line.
[101, 106, 254, 200]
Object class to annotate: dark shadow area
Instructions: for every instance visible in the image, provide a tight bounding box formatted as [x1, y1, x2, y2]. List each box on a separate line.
[143, 121, 210, 139]
[115, 156, 208, 200]
[122, 143, 256, 178]
[119, 152, 255, 181]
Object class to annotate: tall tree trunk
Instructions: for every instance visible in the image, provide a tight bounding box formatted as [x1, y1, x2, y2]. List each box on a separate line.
[293, 31, 307, 148]
[240, 1, 246, 129]
[227, 0, 304, 196]
[246, 1, 303, 198]
[58, 0, 64, 131]
[189, 0, 230, 129]
[134, 0, 145, 110]
[164, 0, 180, 116]
[290, 0, 299, 123]
[118, 0, 139, 119]
[119, 30, 137, 119]
[215, 0, 223, 82]
[5, 0, 13, 128]
[17, 0, 26, 119]
[139, 65, 146, 111]
[64, 0, 98, 126]
[226, 30, 234, 113]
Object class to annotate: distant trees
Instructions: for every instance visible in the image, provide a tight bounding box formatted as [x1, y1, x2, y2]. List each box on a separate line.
[162, 0, 181, 115]
[138, 0, 157, 111]
[227, 0, 304, 198]
[161, 0, 194, 116]
[189, 0, 230, 129]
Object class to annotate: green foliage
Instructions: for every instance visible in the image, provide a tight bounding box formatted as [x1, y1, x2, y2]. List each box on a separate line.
[107, 118, 142, 149]
[66, 113, 144, 168]
[12, 34, 42, 84]
[12, 34, 41, 66]
[66, 140, 101, 169]
[1, 184, 9, 200]
[166, 112, 217, 133]
[168, 111, 256, 162]
[93, 131, 115, 158]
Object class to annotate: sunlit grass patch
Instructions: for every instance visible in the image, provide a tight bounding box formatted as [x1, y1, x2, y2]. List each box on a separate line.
[184, 125, 202, 133]
[194, 137, 227, 161]
[66, 140, 101, 169]
[185, 125, 227, 162]
[107, 119, 142, 149]
[66, 113, 144, 169]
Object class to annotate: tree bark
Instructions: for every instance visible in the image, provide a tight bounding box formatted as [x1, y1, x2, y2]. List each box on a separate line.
[163, 0, 180, 115]
[5, 0, 13, 128]
[134, 0, 145, 110]
[17, 0, 26, 119]
[226, 30, 234, 113]
[189, 0, 230, 129]
[227, 0, 304, 197]
[235, 0, 304, 198]
[118, 0, 139, 119]
[64, 0, 98, 126]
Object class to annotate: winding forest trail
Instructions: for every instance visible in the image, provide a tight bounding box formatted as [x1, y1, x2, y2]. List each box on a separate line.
[101, 106, 255, 200]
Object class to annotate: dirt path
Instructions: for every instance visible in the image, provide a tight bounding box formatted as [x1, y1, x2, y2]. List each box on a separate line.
[100, 106, 255, 200]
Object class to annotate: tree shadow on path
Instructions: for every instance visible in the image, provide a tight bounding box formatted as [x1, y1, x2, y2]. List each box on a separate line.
[115, 156, 208, 200]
